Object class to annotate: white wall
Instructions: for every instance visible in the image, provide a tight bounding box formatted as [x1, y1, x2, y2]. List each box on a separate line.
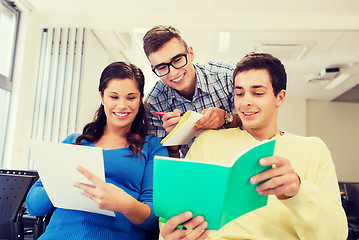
[76, 30, 112, 131]
[278, 98, 359, 182]
[307, 100, 359, 182]
[278, 97, 307, 136]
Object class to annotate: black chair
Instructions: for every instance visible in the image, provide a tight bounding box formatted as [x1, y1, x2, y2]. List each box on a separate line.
[0, 169, 38, 240]
[1, 168, 159, 240]
[339, 182, 359, 240]
[145, 225, 160, 240]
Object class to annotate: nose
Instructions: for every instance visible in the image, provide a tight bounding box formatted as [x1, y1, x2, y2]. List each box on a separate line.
[116, 98, 127, 108]
[242, 94, 253, 106]
[167, 65, 180, 77]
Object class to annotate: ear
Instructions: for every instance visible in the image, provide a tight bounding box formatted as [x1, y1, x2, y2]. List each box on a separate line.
[99, 91, 104, 105]
[276, 90, 286, 108]
[187, 46, 195, 63]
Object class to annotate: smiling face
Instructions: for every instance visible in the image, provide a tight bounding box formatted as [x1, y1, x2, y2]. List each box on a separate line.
[147, 37, 196, 99]
[234, 69, 286, 138]
[101, 78, 142, 133]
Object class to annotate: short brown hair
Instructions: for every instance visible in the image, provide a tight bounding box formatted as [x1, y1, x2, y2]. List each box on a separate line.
[233, 53, 287, 96]
[143, 25, 188, 57]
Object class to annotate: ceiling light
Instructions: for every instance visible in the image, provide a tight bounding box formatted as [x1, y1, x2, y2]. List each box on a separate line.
[324, 73, 351, 90]
[319, 67, 340, 79]
[306, 74, 331, 84]
[254, 41, 315, 61]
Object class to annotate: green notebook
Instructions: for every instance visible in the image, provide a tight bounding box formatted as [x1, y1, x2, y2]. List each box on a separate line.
[153, 139, 276, 230]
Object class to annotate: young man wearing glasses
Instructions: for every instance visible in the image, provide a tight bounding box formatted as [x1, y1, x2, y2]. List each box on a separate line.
[143, 25, 241, 156]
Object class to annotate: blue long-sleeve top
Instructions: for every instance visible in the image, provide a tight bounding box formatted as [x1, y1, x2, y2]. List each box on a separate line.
[26, 133, 168, 240]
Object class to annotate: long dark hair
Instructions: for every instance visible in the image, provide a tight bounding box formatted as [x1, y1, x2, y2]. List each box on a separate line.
[75, 62, 149, 158]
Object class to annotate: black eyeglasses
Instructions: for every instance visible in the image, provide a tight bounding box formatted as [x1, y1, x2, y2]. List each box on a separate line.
[152, 49, 189, 77]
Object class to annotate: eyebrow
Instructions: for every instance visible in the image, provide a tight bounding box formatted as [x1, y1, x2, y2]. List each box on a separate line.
[235, 85, 268, 90]
[152, 52, 185, 69]
[107, 91, 139, 95]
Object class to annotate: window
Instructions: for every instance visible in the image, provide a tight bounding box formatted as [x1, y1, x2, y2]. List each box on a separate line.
[28, 27, 85, 169]
[0, 0, 20, 167]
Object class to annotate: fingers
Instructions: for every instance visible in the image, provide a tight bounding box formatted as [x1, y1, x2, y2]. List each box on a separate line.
[162, 109, 182, 122]
[182, 215, 206, 231]
[185, 217, 208, 240]
[73, 182, 95, 190]
[76, 166, 102, 186]
[73, 181, 98, 202]
[256, 174, 295, 194]
[250, 156, 300, 198]
[81, 188, 97, 201]
[162, 110, 182, 134]
[74, 166, 105, 201]
[161, 212, 210, 240]
[257, 180, 300, 197]
[161, 211, 193, 237]
[194, 107, 225, 130]
[250, 161, 290, 185]
[194, 230, 211, 240]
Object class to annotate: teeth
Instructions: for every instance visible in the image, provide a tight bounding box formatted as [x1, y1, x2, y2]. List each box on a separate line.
[243, 112, 255, 116]
[172, 74, 184, 82]
[114, 112, 128, 117]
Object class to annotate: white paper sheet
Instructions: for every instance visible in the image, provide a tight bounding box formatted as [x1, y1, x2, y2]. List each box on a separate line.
[29, 140, 115, 217]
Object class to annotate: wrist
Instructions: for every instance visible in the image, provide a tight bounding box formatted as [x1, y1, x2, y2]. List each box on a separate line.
[167, 145, 181, 153]
[119, 193, 136, 215]
[223, 110, 234, 126]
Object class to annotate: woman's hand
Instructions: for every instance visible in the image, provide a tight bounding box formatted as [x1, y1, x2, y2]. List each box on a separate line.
[73, 166, 131, 213]
[73, 166, 151, 224]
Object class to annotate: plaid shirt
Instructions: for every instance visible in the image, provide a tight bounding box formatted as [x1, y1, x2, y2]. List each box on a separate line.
[145, 61, 236, 156]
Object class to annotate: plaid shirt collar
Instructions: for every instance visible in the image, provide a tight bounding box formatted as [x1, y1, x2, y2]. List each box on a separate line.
[194, 64, 212, 94]
[164, 64, 211, 102]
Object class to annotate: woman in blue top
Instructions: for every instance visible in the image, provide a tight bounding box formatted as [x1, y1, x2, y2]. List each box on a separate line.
[26, 62, 168, 240]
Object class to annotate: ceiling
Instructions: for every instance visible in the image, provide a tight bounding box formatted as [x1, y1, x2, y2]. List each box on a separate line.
[18, 0, 359, 103]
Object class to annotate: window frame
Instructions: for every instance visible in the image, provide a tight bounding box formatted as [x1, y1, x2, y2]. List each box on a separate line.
[0, 0, 20, 167]
[0, 0, 20, 91]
